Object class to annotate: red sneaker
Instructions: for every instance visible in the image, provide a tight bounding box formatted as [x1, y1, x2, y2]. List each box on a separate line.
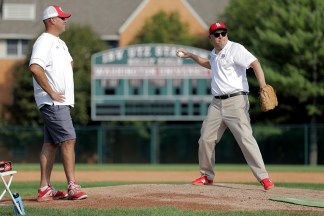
[37, 184, 67, 202]
[260, 178, 274, 190]
[37, 186, 53, 202]
[192, 175, 213, 185]
[49, 184, 68, 199]
[68, 183, 88, 200]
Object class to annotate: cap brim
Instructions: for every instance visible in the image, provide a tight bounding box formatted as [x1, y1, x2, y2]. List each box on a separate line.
[59, 13, 71, 18]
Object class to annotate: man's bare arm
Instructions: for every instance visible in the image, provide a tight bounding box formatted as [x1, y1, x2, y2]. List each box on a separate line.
[250, 60, 267, 89]
[29, 64, 65, 103]
[176, 49, 211, 69]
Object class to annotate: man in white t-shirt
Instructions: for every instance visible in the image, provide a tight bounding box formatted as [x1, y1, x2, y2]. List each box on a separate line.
[177, 22, 274, 190]
[29, 5, 87, 201]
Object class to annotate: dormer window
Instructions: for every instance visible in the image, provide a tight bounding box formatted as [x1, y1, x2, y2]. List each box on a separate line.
[2, 3, 35, 21]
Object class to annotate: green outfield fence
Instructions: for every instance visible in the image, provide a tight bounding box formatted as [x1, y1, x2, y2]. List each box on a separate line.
[0, 124, 323, 165]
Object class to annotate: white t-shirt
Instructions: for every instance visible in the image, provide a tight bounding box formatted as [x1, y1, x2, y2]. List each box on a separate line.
[29, 32, 74, 108]
[209, 40, 256, 96]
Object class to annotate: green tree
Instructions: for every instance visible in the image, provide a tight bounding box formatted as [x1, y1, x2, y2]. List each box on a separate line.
[132, 10, 197, 45]
[6, 59, 40, 125]
[122, 10, 202, 133]
[60, 25, 108, 125]
[223, 0, 324, 164]
[6, 24, 107, 125]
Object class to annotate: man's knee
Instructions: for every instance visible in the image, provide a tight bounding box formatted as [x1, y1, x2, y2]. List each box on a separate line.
[61, 139, 76, 147]
[198, 136, 216, 147]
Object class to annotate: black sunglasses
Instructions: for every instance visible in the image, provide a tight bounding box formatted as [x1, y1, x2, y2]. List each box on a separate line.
[212, 31, 227, 38]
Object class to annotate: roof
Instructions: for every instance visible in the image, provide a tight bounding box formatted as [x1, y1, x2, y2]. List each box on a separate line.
[0, 0, 230, 40]
[0, 0, 143, 40]
[187, 0, 230, 24]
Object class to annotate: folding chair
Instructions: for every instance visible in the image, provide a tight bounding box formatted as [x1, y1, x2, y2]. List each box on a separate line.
[0, 170, 24, 215]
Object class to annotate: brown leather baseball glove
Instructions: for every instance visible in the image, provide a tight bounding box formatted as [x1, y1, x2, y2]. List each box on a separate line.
[259, 84, 278, 112]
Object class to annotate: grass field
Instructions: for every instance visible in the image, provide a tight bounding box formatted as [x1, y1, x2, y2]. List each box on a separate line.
[11, 163, 324, 172]
[1, 164, 324, 215]
[3, 206, 322, 216]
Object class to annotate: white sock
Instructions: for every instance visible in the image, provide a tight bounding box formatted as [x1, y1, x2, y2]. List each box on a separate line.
[69, 181, 76, 185]
[40, 185, 49, 191]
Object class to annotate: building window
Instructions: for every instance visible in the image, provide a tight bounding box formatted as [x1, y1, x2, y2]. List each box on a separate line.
[6, 39, 30, 57]
[7, 39, 18, 55]
[21, 40, 29, 55]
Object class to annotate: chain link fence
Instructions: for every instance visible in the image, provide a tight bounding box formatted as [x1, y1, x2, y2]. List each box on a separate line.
[0, 124, 323, 164]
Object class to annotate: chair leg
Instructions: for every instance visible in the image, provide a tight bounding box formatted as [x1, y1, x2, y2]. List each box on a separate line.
[0, 174, 24, 215]
[0, 174, 14, 200]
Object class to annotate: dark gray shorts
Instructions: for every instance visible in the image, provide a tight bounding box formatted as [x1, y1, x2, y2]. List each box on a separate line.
[40, 105, 76, 144]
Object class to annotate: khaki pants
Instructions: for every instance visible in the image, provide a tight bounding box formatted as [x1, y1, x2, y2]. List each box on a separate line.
[198, 95, 269, 182]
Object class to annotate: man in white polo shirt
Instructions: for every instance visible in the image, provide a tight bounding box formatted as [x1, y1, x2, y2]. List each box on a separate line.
[176, 22, 274, 190]
[29, 5, 87, 201]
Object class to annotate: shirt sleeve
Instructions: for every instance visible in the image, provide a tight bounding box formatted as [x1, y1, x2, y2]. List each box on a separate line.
[232, 43, 257, 69]
[29, 37, 52, 69]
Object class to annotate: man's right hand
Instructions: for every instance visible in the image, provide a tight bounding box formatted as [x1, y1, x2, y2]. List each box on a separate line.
[176, 49, 191, 58]
[29, 64, 66, 103]
[49, 91, 65, 103]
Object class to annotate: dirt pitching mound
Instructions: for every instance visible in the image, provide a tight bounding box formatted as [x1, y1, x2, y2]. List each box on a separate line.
[23, 184, 324, 213]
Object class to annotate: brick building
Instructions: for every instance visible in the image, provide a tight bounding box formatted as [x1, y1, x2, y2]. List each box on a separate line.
[0, 0, 229, 117]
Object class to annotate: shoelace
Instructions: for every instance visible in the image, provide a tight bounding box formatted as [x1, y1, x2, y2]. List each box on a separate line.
[49, 184, 58, 195]
[69, 184, 81, 192]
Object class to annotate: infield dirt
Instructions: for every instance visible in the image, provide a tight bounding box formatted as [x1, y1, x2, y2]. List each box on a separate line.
[22, 184, 324, 213]
[3, 170, 324, 213]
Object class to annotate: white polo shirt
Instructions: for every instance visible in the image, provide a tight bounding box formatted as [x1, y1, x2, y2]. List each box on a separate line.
[29, 32, 74, 108]
[209, 40, 256, 96]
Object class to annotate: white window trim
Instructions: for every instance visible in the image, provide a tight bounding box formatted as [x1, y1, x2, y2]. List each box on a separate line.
[3, 3, 36, 21]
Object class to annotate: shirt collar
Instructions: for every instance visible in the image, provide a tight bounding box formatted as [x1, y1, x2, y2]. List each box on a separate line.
[210, 40, 232, 57]
[43, 32, 60, 40]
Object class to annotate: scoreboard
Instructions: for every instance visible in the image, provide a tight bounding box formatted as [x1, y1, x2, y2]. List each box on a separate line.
[91, 44, 212, 121]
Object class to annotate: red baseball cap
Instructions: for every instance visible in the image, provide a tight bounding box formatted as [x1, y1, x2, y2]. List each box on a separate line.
[209, 22, 227, 34]
[42, 5, 71, 20]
